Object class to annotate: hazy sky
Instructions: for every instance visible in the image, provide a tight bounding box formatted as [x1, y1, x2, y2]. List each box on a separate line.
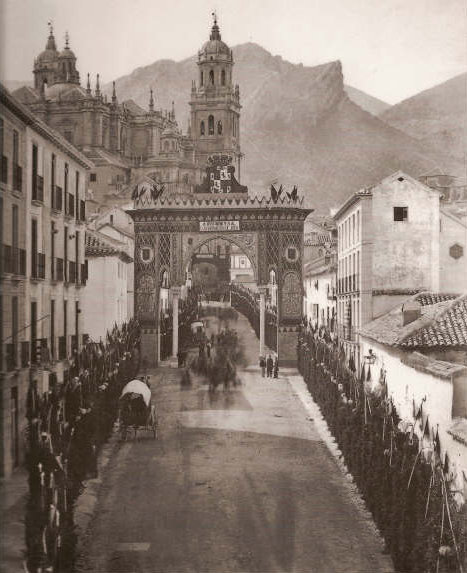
[0, 0, 465, 104]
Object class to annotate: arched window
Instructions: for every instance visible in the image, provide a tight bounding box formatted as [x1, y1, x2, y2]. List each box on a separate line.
[164, 140, 169, 151]
[209, 70, 214, 85]
[200, 71, 204, 86]
[232, 116, 236, 137]
[200, 121, 205, 136]
[161, 270, 169, 289]
[171, 140, 176, 150]
[221, 69, 226, 86]
[217, 120, 222, 135]
[208, 115, 214, 135]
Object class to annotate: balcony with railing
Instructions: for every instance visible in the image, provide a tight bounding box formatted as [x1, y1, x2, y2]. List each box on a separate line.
[327, 284, 337, 300]
[12, 164, 22, 192]
[58, 336, 67, 360]
[80, 199, 86, 222]
[31, 252, 46, 280]
[65, 193, 75, 217]
[337, 274, 360, 295]
[68, 261, 77, 283]
[31, 338, 49, 365]
[21, 341, 30, 367]
[32, 174, 44, 202]
[5, 343, 17, 371]
[52, 185, 63, 211]
[2, 245, 26, 276]
[71, 335, 78, 356]
[337, 324, 358, 343]
[55, 257, 64, 281]
[80, 262, 87, 285]
[1, 155, 8, 184]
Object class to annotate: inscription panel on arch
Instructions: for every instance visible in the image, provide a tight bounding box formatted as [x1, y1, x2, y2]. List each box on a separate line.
[199, 220, 240, 232]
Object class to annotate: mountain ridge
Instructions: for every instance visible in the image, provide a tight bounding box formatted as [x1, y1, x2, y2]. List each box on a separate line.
[380, 72, 467, 160]
[102, 44, 467, 210]
[4, 43, 462, 212]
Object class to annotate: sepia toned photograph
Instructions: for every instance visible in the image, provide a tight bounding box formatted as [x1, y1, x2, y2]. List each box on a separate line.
[0, 1, 466, 571]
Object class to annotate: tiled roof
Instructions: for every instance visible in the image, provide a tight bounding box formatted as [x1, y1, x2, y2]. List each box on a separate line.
[359, 292, 466, 349]
[401, 296, 467, 348]
[304, 232, 335, 246]
[414, 293, 458, 306]
[85, 230, 133, 262]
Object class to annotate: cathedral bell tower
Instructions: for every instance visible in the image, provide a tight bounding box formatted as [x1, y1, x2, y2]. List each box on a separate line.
[190, 14, 242, 180]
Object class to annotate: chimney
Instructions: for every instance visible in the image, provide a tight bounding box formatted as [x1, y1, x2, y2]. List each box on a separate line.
[402, 300, 421, 326]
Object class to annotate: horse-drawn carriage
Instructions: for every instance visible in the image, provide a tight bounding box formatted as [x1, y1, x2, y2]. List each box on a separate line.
[191, 320, 206, 344]
[118, 379, 157, 440]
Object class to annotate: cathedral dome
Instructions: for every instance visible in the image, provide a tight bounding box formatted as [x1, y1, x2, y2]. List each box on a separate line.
[59, 46, 76, 59]
[36, 28, 58, 64]
[36, 48, 58, 64]
[201, 38, 230, 56]
[199, 18, 231, 60]
[59, 34, 76, 59]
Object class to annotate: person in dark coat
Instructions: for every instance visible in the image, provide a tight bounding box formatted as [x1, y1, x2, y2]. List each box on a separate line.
[259, 356, 266, 377]
[266, 355, 274, 378]
[273, 356, 279, 378]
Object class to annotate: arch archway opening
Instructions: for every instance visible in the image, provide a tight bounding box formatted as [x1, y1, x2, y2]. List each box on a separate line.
[185, 236, 257, 301]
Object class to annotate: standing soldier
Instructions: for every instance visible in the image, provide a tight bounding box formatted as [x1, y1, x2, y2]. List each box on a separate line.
[266, 354, 274, 378]
[259, 356, 266, 378]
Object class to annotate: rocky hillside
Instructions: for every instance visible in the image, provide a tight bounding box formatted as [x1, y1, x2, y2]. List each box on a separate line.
[380, 73, 466, 161]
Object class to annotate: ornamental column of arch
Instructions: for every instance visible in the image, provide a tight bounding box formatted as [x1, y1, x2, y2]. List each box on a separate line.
[258, 285, 268, 357]
[171, 286, 181, 360]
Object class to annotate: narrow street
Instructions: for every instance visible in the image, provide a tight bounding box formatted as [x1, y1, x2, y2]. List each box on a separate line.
[76, 312, 393, 573]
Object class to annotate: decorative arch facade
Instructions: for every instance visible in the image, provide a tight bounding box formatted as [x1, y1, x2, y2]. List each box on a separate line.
[128, 196, 311, 366]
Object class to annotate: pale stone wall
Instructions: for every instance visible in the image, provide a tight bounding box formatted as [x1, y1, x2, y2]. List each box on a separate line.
[439, 210, 467, 293]
[371, 176, 440, 292]
[303, 268, 336, 329]
[360, 336, 467, 499]
[83, 256, 122, 341]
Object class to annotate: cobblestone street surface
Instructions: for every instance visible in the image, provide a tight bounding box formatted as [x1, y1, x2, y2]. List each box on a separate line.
[76, 312, 394, 573]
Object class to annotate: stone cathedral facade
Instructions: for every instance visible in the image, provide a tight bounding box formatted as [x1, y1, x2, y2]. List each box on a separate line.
[13, 17, 244, 210]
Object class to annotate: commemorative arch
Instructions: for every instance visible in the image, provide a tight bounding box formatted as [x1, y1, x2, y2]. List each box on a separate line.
[128, 188, 312, 367]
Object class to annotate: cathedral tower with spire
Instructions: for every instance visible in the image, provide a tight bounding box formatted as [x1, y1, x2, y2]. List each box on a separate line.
[15, 16, 244, 209]
[190, 14, 242, 179]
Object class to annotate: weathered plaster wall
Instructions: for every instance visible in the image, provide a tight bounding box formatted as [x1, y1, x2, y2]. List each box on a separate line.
[371, 177, 439, 292]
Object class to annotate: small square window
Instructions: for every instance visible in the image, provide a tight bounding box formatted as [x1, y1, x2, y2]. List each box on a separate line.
[142, 248, 151, 261]
[394, 206, 408, 222]
[90, 173, 97, 182]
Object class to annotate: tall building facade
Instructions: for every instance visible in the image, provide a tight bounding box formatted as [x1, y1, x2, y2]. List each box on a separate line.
[0, 85, 92, 477]
[14, 17, 243, 210]
[334, 170, 467, 366]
